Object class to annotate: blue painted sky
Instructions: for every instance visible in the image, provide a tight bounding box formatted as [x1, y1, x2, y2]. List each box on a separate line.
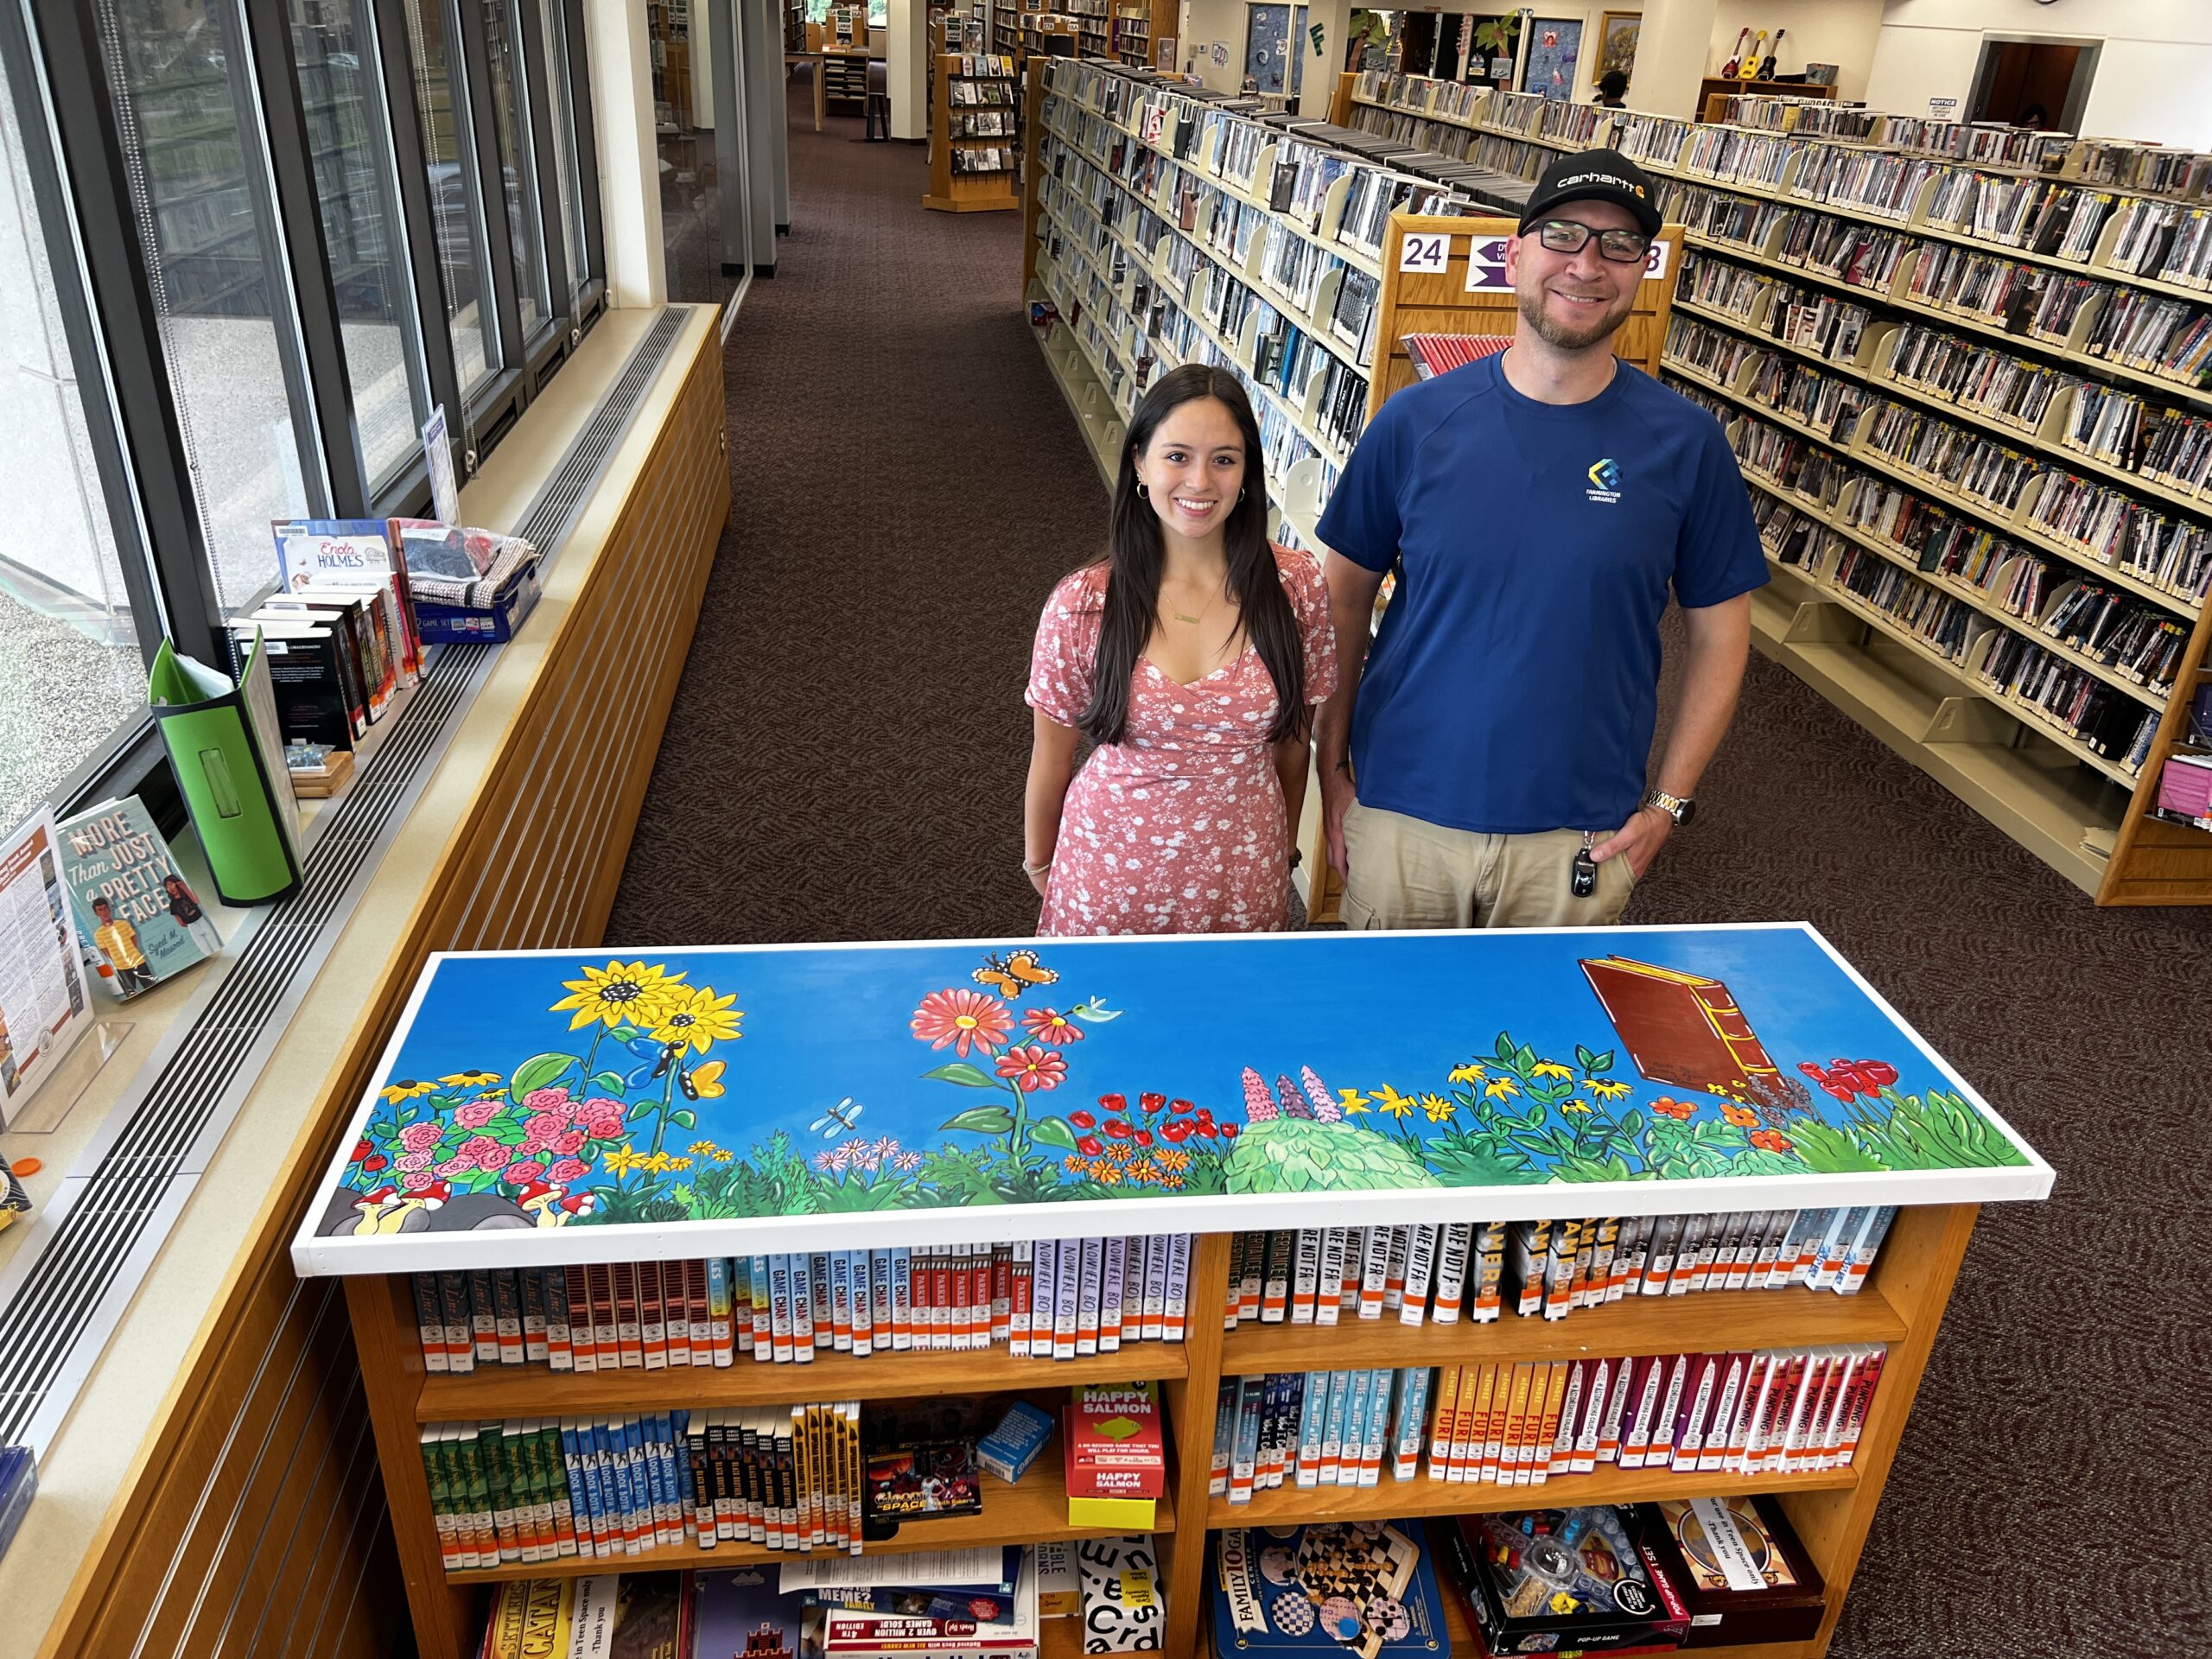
[374, 927, 1990, 1155]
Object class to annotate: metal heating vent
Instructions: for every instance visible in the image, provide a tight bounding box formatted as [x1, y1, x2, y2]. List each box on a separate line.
[0, 309, 692, 1454]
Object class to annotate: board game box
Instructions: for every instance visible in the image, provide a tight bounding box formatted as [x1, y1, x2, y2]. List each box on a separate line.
[1634, 1497, 1825, 1647]
[691, 1566, 804, 1658]
[865, 1440, 983, 1520]
[1446, 1509, 1688, 1655]
[1210, 1519, 1451, 1659]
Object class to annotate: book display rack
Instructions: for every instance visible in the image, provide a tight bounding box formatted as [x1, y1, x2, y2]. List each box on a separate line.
[1336, 70, 2212, 904]
[1611, 98, 2212, 903]
[927, 53, 1022, 213]
[293, 927, 2049, 1659]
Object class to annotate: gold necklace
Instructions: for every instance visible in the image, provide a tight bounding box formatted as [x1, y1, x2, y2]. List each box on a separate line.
[1165, 582, 1224, 626]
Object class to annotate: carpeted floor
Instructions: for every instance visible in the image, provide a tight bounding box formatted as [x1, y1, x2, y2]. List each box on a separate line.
[607, 103, 2212, 1656]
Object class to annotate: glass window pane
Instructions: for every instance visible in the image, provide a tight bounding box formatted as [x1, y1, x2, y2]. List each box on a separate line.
[537, 0, 587, 302]
[0, 41, 151, 824]
[94, 0, 316, 615]
[484, 0, 547, 335]
[401, 0, 498, 392]
[289, 0, 430, 491]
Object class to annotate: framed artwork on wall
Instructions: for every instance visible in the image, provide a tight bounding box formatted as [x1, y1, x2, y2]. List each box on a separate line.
[1599, 10, 1641, 82]
[1525, 17, 1583, 99]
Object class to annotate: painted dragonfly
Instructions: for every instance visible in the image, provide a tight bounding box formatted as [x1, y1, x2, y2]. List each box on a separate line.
[810, 1097, 865, 1139]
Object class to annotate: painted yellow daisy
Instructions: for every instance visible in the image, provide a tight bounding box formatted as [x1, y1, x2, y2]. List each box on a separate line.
[1338, 1089, 1371, 1116]
[1561, 1098, 1593, 1114]
[550, 959, 687, 1031]
[1065, 1155, 1090, 1176]
[601, 1143, 653, 1176]
[437, 1070, 501, 1088]
[1530, 1060, 1574, 1082]
[1589, 1077, 1632, 1101]
[1375, 1084, 1415, 1120]
[666, 1155, 693, 1171]
[1156, 1147, 1192, 1173]
[1484, 1075, 1521, 1102]
[1096, 1164, 1123, 1185]
[1420, 1092, 1457, 1123]
[687, 1140, 726, 1159]
[1104, 1143, 1135, 1164]
[651, 984, 743, 1054]
[1158, 1169, 1185, 1190]
[1446, 1061, 1486, 1084]
[1128, 1160, 1161, 1184]
[378, 1079, 438, 1103]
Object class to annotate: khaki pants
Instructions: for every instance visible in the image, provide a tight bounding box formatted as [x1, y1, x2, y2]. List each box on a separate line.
[1338, 802, 1637, 930]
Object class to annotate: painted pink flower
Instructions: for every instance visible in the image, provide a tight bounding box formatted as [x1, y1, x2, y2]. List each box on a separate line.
[454, 1098, 503, 1130]
[548, 1158, 590, 1184]
[402, 1171, 437, 1194]
[1020, 1007, 1084, 1044]
[580, 1096, 624, 1120]
[911, 988, 1014, 1056]
[523, 1086, 572, 1112]
[457, 1132, 504, 1168]
[434, 1156, 471, 1177]
[503, 1160, 547, 1185]
[396, 1151, 435, 1172]
[397, 1120, 442, 1154]
[522, 1110, 567, 1150]
[995, 1045, 1067, 1092]
[551, 1128, 587, 1156]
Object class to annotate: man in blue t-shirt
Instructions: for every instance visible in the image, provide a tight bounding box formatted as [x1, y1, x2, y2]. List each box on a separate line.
[1313, 149, 1765, 929]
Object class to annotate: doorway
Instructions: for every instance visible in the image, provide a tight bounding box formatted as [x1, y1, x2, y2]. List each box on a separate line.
[1967, 35, 2099, 134]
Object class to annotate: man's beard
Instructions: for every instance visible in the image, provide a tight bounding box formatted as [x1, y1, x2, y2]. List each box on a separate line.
[1517, 281, 1633, 352]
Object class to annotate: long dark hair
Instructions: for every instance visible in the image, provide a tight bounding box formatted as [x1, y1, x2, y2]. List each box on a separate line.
[1078, 365, 1305, 745]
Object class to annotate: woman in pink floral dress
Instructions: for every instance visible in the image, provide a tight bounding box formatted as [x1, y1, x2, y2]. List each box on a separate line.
[1024, 365, 1338, 935]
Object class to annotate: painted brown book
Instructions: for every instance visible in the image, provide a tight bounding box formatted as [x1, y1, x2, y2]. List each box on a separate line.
[1580, 956, 1784, 1098]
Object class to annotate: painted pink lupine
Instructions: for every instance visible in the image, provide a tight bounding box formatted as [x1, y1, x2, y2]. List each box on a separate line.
[1241, 1067, 1277, 1122]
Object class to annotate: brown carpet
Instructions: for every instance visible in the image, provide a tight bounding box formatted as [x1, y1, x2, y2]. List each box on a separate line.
[607, 104, 2212, 1657]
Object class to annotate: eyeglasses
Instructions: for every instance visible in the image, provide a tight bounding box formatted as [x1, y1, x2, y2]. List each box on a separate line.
[1531, 219, 1653, 264]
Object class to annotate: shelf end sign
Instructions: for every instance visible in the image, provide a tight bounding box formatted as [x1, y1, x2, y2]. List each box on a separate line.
[1464, 235, 1511, 289]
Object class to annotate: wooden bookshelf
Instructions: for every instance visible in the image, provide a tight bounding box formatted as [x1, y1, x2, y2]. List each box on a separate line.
[1611, 107, 2212, 901]
[925, 52, 1021, 213]
[336, 1192, 1995, 1659]
[1700, 79, 1834, 123]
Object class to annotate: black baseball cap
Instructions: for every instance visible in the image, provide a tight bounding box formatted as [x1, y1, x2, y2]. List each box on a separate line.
[1518, 148, 1662, 238]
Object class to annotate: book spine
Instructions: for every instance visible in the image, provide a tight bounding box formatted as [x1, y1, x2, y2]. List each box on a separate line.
[1237, 1231, 1262, 1324]
[1573, 1355, 1610, 1471]
[1290, 1228, 1320, 1324]
[889, 1245, 913, 1349]
[1392, 1365, 1431, 1480]
[1053, 1238, 1082, 1358]
[411, 1276, 448, 1374]
[543, 1267, 574, 1372]
[1099, 1235, 1125, 1353]
[474, 1268, 508, 1363]
[1031, 1239, 1057, 1359]
[436, 1273, 474, 1375]
[1431, 1223, 1471, 1324]
[638, 1262, 667, 1370]
[1229, 1376, 1262, 1503]
[1141, 1233, 1166, 1340]
[1164, 1232, 1189, 1341]
[1315, 1227, 1346, 1326]
[1399, 1224, 1437, 1325]
[1077, 1236, 1104, 1354]
[811, 1250, 836, 1350]
[1357, 1226, 1390, 1319]
[849, 1250, 874, 1357]
[791, 1254, 817, 1362]
[992, 1241, 1014, 1348]
[830, 1250, 855, 1352]
[1261, 1230, 1291, 1322]
[1209, 1380, 1235, 1496]
[1381, 1225, 1411, 1313]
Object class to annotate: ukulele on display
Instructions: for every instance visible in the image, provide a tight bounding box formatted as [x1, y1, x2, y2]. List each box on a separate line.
[1758, 28, 1785, 79]
[1737, 29, 1767, 79]
[1719, 26, 1751, 76]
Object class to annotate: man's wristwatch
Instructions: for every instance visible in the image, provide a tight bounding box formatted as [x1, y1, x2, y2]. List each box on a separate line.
[1643, 789, 1696, 827]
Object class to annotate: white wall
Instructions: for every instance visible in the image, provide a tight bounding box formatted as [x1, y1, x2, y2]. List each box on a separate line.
[586, 0, 668, 308]
[1705, 0, 1883, 103]
[1179, 0, 1246, 89]
[889, 0, 928, 139]
[1866, 0, 2212, 147]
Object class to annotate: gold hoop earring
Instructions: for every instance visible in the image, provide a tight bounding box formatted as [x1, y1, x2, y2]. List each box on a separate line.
[1136, 481, 1149, 499]
[1238, 487, 1247, 502]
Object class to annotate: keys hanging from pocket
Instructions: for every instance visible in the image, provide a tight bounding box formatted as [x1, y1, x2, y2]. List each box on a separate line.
[1571, 830, 1598, 899]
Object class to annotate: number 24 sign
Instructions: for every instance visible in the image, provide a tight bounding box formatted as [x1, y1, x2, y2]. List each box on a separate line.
[1397, 231, 1673, 282]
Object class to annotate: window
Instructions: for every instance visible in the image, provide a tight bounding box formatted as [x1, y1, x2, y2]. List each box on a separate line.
[402, 0, 499, 395]
[483, 0, 548, 339]
[0, 0, 603, 824]
[536, 0, 588, 308]
[0, 42, 153, 828]
[92, 0, 320, 614]
[288, 0, 431, 493]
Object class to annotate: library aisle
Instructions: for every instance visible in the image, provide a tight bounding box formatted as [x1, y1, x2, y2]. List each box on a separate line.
[608, 101, 2208, 1658]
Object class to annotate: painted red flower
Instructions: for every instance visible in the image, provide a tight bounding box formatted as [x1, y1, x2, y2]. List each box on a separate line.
[1069, 1109, 1096, 1130]
[1020, 1007, 1084, 1044]
[1195, 1122, 1218, 1139]
[1721, 1103, 1760, 1128]
[1076, 1135, 1104, 1157]
[1651, 1096, 1699, 1120]
[995, 1045, 1068, 1092]
[1798, 1061, 1858, 1103]
[1135, 1128, 1154, 1147]
[1167, 1098, 1195, 1116]
[911, 988, 1014, 1057]
[1220, 1123, 1239, 1140]
[360, 1154, 389, 1173]
[1139, 1092, 1166, 1114]
[1103, 1119, 1134, 1140]
[350, 1138, 372, 1163]
[1161, 1119, 1193, 1143]
[1097, 1093, 1128, 1116]
[1749, 1128, 1795, 1154]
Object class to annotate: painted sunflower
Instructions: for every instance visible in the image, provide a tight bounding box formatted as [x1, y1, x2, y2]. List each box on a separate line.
[550, 959, 688, 1031]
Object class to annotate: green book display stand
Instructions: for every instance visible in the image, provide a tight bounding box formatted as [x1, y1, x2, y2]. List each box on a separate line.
[148, 633, 302, 906]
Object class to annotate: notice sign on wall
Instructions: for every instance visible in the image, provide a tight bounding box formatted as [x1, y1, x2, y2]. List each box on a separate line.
[1928, 97, 1959, 120]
